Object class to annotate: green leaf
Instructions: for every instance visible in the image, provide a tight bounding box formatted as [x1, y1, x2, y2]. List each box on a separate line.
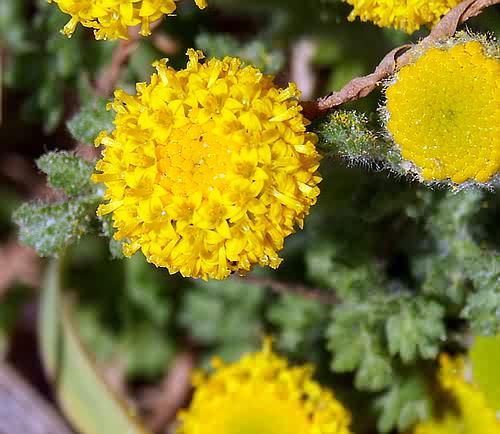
[37, 151, 96, 197]
[179, 278, 265, 345]
[40, 258, 152, 434]
[374, 372, 432, 433]
[67, 98, 115, 145]
[327, 300, 394, 391]
[312, 110, 400, 168]
[462, 285, 500, 336]
[386, 298, 445, 363]
[125, 254, 172, 326]
[119, 322, 174, 379]
[268, 294, 328, 355]
[13, 198, 97, 257]
[305, 241, 386, 300]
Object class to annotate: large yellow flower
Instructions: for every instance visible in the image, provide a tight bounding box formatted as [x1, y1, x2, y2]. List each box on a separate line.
[177, 340, 352, 434]
[343, 0, 460, 33]
[48, 0, 208, 40]
[92, 50, 321, 280]
[385, 39, 500, 185]
[413, 354, 500, 434]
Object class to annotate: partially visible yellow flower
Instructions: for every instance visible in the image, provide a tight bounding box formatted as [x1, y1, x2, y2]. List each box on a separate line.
[413, 354, 500, 434]
[48, 0, 208, 40]
[177, 339, 352, 434]
[92, 50, 321, 280]
[470, 335, 500, 411]
[385, 39, 500, 185]
[343, 0, 460, 33]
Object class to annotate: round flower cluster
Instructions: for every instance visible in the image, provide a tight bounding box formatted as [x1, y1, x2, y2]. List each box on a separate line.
[48, 0, 207, 40]
[413, 354, 500, 434]
[343, 0, 461, 33]
[92, 50, 321, 280]
[385, 39, 500, 185]
[177, 340, 352, 434]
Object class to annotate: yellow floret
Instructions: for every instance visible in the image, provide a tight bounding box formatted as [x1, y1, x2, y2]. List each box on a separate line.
[413, 354, 500, 434]
[92, 50, 321, 280]
[48, 0, 207, 40]
[385, 40, 500, 185]
[177, 339, 352, 434]
[344, 0, 461, 33]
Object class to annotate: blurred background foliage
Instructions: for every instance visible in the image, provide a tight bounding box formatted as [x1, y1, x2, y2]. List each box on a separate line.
[1, 0, 499, 433]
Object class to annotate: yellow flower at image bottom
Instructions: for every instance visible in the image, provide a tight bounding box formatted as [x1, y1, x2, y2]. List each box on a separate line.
[343, 0, 460, 33]
[414, 354, 500, 434]
[177, 340, 352, 434]
[92, 50, 321, 280]
[386, 40, 500, 185]
[48, 0, 207, 39]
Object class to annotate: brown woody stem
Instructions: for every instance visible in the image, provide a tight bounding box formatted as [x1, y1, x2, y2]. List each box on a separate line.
[302, 0, 499, 118]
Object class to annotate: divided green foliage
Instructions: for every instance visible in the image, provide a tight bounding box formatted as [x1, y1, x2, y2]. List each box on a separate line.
[313, 110, 400, 168]
[13, 198, 97, 257]
[412, 190, 500, 333]
[386, 297, 445, 363]
[14, 151, 102, 257]
[374, 371, 432, 433]
[3, 1, 115, 132]
[67, 98, 115, 145]
[179, 278, 265, 361]
[306, 241, 385, 300]
[462, 271, 500, 336]
[267, 294, 329, 356]
[327, 292, 446, 389]
[37, 151, 96, 196]
[327, 297, 394, 391]
[196, 33, 285, 75]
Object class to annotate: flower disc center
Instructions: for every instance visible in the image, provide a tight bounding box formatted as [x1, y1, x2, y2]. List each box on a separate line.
[156, 122, 235, 199]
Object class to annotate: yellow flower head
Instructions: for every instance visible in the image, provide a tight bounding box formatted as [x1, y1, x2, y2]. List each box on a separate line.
[385, 38, 500, 185]
[48, 0, 208, 40]
[343, 0, 461, 33]
[177, 339, 352, 434]
[92, 50, 321, 280]
[413, 354, 500, 434]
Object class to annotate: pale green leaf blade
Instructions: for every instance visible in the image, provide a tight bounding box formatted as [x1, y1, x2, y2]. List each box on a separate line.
[39, 258, 152, 434]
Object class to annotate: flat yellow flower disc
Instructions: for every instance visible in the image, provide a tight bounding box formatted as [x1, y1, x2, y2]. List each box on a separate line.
[177, 340, 352, 434]
[386, 41, 500, 185]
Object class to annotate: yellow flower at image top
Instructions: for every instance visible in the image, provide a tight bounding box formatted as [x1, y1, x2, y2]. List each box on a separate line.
[385, 40, 500, 185]
[413, 354, 500, 434]
[92, 50, 321, 280]
[48, 0, 208, 40]
[343, 0, 461, 33]
[177, 340, 352, 434]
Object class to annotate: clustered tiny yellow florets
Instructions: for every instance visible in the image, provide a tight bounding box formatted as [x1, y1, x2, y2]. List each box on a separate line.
[413, 354, 500, 434]
[92, 50, 321, 280]
[177, 339, 352, 434]
[343, 0, 461, 33]
[385, 38, 500, 185]
[48, 0, 207, 40]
